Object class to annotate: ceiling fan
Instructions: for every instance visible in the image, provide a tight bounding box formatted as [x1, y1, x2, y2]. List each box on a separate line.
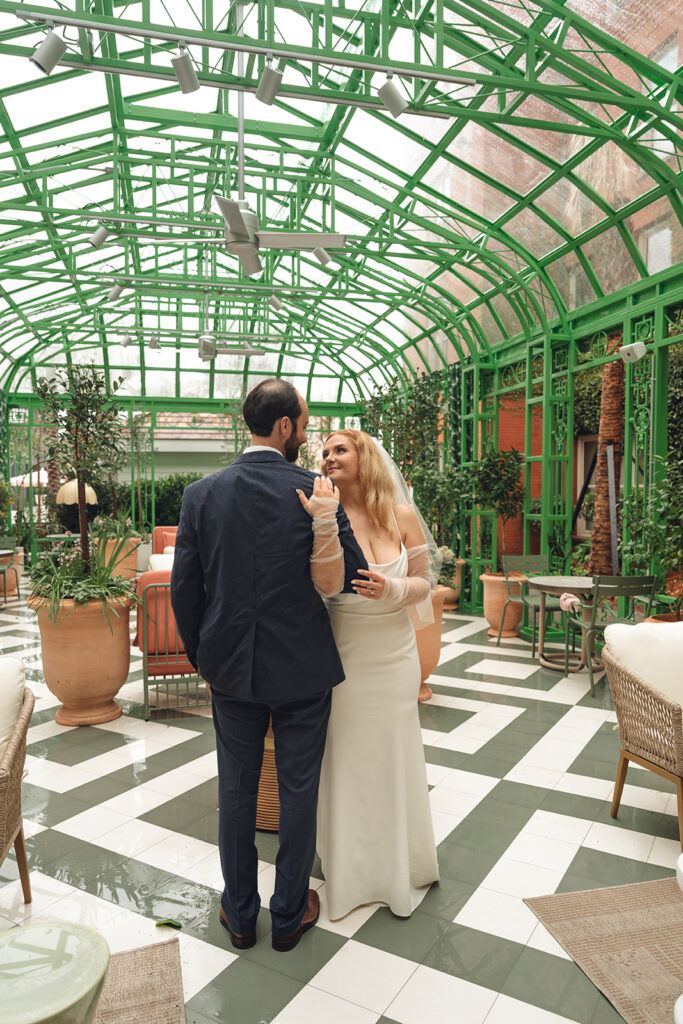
[213, 195, 346, 277]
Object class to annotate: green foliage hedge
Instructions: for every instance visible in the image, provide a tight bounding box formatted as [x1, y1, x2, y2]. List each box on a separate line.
[115, 472, 204, 528]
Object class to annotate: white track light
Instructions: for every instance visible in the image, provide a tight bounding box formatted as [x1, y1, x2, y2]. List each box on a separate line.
[255, 54, 284, 105]
[619, 341, 647, 363]
[30, 29, 67, 75]
[377, 73, 408, 118]
[120, 334, 132, 347]
[171, 43, 200, 94]
[89, 225, 111, 249]
[313, 246, 330, 266]
[148, 335, 160, 350]
[107, 282, 125, 301]
[268, 296, 282, 312]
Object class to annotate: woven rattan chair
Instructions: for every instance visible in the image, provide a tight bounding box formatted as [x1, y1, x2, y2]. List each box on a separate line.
[0, 687, 35, 902]
[603, 646, 683, 850]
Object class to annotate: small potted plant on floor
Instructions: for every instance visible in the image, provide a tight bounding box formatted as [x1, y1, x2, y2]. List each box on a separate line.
[474, 444, 526, 636]
[28, 366, 138, 725]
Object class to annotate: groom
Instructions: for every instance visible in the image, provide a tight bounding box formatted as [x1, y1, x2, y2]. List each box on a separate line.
[171, 379, 367, 951]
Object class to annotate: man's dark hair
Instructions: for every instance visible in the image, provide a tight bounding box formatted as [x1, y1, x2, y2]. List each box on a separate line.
[242, 378, 301, 436]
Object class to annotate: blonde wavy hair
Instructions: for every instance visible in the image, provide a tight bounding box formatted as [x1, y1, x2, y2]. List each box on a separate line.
[322, 429, 398, 538]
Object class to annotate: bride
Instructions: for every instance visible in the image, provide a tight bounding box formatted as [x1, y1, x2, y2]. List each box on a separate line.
[300, 428, 440, 920]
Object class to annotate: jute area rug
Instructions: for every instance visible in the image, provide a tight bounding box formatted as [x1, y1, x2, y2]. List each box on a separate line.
[94, 937, 185, 1024]
[525, 877, 683, 1024]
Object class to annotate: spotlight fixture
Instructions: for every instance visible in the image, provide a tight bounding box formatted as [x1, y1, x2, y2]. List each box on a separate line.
[313, 246, 330, 266]
[198, 333, 217, 361]
[268, 296, 282, 312]
[255, 53, 284, 105]
[619, 341, 647, 363]
[119, 334, 133, 347]
[148, 335, 160, 350]
[171, 42, 200, 94]
[107, 282, 125, 301]
[216, 344, 266, 357]
[377, 73, 408, 118]
[29, 27, 67, 75]
[89, 225, 111, 249]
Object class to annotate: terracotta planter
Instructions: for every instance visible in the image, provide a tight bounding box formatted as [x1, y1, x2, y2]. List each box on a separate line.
[480, 571, 527, 638]
[416, 585, 451, 703]
[443, 558, 466, 609]
[645, 612, 682, 624]
[0, 548, 23, 595]
[29, 596, 133, 725]
[105, 537, 140, 579]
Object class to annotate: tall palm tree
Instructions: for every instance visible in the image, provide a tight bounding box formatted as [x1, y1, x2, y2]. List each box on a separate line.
[587, 345, 624, 576]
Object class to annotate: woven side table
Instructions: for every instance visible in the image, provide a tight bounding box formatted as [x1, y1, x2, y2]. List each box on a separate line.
[256, 719, 279, 832]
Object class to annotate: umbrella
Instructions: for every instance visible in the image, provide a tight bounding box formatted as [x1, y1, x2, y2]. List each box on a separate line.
[9, 469, 49, 488]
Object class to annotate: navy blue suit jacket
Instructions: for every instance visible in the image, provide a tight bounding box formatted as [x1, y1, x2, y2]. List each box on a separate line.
[170, 450, 368, 703]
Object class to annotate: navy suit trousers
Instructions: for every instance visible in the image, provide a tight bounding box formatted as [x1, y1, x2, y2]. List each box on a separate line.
[211, 688, 332, 937]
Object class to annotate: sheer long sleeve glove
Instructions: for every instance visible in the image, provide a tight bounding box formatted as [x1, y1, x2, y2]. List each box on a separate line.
[353, 544, 431, 606]
[297, 478, 345, 598]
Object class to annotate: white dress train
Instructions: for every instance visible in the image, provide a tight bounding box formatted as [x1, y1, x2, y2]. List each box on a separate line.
[317, 546, 439, 920]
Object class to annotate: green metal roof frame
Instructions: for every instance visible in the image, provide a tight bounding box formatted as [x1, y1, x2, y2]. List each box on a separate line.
[0, 0, 681, 404]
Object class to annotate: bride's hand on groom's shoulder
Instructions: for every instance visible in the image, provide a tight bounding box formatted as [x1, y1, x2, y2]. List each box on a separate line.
[297, 475, 339, 519]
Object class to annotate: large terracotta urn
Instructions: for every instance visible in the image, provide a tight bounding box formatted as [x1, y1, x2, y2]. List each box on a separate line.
[480, 571, 527, 637]
[416, 585, 451, 703]
[104, 537, 140, 579]
[29, 597, 133, 725]
[443, 558, 466, 610]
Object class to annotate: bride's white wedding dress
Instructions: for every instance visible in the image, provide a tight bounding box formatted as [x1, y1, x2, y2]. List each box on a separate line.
[317, 543, 439, 920]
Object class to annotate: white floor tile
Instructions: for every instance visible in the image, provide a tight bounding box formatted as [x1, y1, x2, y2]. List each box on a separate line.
[524, 810, 593, 846]
[178, 931, 237, 1002]
[421, 728, 447, 746]
[138, 768, 209, 797]
[98, 786, 171, 818]
[526, 922, 571, 960]
[53, 806, 132, 842]
[316, 885, 381, 937]
[135, 833, 217, 874]
[0, 872, 74, 924]
[98, 819, 178, 858]
[484, 992, 579, 1024]
[553, 772, 613, 801]
[619, 784, 674, 815]
[430, 809, 462, 844]
[582, 821, 655, 863]
[439, 768, 499, 797]
[273, 985, 380, 1024]
[648, 835, 681, 868]
[185, 851, 224, 891]
[32, 888, 121, 930]
[465, 658, 537, 681]
[387, 964, 497, 1024]
[455, 887, 538, 944]
[311, 939, 417, 1013]
[429, 786, 484, 818]
[504, 764, 564, 790]
[425, 763, 455, 787]
[22, 819, 46, 840]
[503, 833, 579, 874]
[481, 858, 563, 900]
[102, 907, 172, 953]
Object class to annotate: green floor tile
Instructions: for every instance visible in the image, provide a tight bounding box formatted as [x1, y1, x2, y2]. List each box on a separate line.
[67, 776, 131, 806]
[502, 946, 601, 1022]
[418, 704, 474, 732]
[354, 905, 448, 961]
[141, 795, 211, 831]
[539, 789, 605, 822]
[27, 730, 128, 765]
[413, 876, 476, 921]
[640, 861, 676, 882]
[423, 745, 467, 769]
[467, 796, 535, 831]
[186, 957, 302, 1024]
[239, 909, 346, 983]
[81, 858, 177, 910]
[560, 848, 649, 889]
[22, 790, 92, 827]
[186, 1010, 218, 1024]
[424, 923, 525, 991]
[593, 802, 680, 842]
[37, 839, 129, 888]
[459, 754, 519, 778]
[255, 830, 280, 864]
[122, 876, 221, 928]
[591, 994, 626, 1023]
[177, 813, 220, 845]
[24, 828, 84, 872]
[183, 779, 222, 808]
[491, 780, 550, 809]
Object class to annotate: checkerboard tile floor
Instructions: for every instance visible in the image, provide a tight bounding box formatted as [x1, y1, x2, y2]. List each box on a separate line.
[1, 592, 679, 1024]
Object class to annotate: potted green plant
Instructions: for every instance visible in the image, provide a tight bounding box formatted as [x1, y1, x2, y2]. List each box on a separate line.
[28, 366, 138, 725]
[412, 463, 470, 608]
[474, 445, 526, 636]
[620, 450, 683, 622]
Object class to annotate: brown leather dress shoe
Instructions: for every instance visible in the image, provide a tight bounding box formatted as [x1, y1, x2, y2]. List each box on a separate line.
[272, 889, 320, 952]
[219, 906, 257, 949]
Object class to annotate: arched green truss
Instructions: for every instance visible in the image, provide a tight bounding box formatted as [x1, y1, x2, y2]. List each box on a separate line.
[0, 0, 680, 411]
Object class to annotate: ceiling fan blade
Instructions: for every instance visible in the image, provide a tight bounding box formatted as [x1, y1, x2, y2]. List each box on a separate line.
[214, 194, 248, 235]
[238, 249, 263, 277]
[257, 232, 346, 250]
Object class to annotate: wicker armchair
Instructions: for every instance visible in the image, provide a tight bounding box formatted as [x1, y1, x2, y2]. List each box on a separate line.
[0, 687, 35, 902]
[603, 647, 683, 850]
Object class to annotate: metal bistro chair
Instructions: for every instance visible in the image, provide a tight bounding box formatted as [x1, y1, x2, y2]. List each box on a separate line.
[496, 555, 561, 659]
[563, 575, 657, 697]
[136, 570, 211, 720]
[0, 538, 20, 606]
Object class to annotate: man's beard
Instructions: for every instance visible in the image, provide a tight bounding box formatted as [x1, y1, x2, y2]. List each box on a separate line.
[284, 436, 303, 463]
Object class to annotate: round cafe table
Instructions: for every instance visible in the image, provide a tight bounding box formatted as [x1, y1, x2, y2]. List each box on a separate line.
[527, 575, 601, 673]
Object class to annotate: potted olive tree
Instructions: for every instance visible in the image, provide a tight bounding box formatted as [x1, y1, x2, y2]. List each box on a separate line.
[412, 463, 470, 608]
[28, 366, 138, 725]
[474, 445, 526, 636]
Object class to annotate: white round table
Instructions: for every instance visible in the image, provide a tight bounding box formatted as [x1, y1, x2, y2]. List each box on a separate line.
[527, 575, 600, 673]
